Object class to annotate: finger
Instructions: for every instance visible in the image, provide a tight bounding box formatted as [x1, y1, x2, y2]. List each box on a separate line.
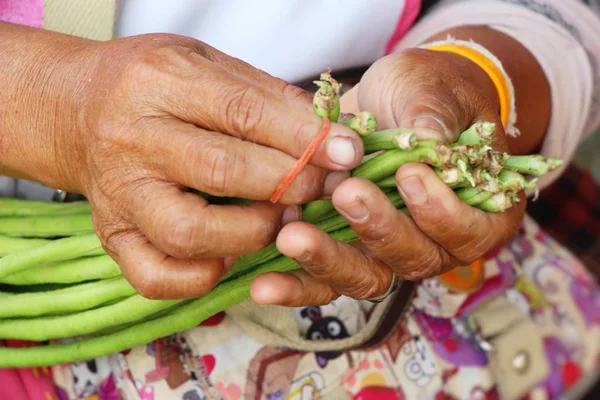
[339, 85, 360, 115]
[332, 177, 456, 280]
[357, 50, 486, 142]
[105, 231, 225, 299]
[161, 52, 364, 171]
[322, 171, 350, 200]
[275, 221, 395, 299]
[395, 163, 525, 264]
[220, 205, 300, 274]
[250, 270, 340, 306]
[147, 121, 328, 204]
[190, 42, 314, 108]
[130, 181, 290, 259]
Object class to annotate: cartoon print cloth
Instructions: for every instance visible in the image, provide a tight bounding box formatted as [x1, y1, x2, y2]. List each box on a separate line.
[49, 215, 600, 400]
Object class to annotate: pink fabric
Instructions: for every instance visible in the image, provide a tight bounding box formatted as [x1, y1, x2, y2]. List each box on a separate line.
[0, 340, 60, 400]
[0, 365, 30, 400]
[384, 0, 421, 55]
[0, 0, 44, 28]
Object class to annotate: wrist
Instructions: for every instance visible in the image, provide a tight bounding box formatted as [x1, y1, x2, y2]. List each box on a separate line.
[433, 50, 501, 119]
[418, 26, 550, 155]
[0, 23, 97, 193]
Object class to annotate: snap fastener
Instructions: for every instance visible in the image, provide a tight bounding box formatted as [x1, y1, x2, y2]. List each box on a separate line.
[512, 350, 530, 374]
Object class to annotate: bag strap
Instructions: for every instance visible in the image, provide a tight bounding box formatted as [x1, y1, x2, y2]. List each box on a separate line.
[353, 280, 416, 350]
[227, 281, 416, 352]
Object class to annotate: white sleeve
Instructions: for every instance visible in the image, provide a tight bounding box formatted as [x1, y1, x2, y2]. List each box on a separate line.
[391, 0, 600, 189]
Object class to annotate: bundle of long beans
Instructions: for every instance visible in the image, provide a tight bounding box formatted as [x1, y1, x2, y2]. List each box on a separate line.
[0, 72, 562, 367]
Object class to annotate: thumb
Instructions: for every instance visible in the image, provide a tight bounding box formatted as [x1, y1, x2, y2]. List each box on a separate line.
[340, 85, 360, 115]
[356, 50, 489, 142]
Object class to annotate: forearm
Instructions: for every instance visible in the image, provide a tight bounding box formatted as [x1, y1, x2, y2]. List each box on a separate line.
[423, 26, 551, 156]
[0, 22, 94, 192]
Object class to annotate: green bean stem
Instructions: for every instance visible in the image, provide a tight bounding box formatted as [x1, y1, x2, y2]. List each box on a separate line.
[376, 176, 397, 189]
[0, 255, 120, 285]
[0, 279, 246, 367]
[498, 170, 537, 191]
[0, 227, 369, 367]
[313, 71, 341, 122]
[222, 243, 279, 281]
[0, 199, 91, 217]
[342, 111, 377, 136]
[0, 235, 49, 256]
[454, 187, 495, 206]
[0, 214, 95, 238]
[0, 233, 102, 280]
[0, 277, 135, 318]
[477, 192, 514, 212]
[361, 128, 417, 153]
[0, 293, 184, 341]
[302, 200, 335, 224]
[457, 121, 496, 145]
[504, 155, 563, 176]
[352, 147, 447, 183]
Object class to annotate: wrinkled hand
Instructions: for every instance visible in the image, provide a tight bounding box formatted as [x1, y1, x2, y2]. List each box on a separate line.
[61, 34, 364, 298]
[251, 49, 525, 306]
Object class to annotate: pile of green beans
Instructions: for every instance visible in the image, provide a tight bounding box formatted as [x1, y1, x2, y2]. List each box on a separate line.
[0, 72, 562, 367]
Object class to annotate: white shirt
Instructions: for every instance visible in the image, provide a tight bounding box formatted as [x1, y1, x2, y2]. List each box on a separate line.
[115, 0, 411, 83]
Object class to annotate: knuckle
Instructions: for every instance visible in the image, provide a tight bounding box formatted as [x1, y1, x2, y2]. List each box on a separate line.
[222, 85, 265, 138]
[202, 206, 277, 257]
[411, 202, 454, 234]
[360, 218, 403, 251]
[237, 218, 279, 255]
[198, 143, 239, 196]
[255, 219, 281, 249]
[452, 237, 491, 265]
[160, 215, 203, 258]
[339, 265, 390, 300]
[281, 82, 310, 104]
[283, 168, 324, 203]
[308, 289, 340, 306]
[349, 276, 388, 300]
[290, 117, 320, 152]
[402, 248, 450, 281]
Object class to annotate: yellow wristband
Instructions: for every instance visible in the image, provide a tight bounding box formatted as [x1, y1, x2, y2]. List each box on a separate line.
[427, 43, 511, 129]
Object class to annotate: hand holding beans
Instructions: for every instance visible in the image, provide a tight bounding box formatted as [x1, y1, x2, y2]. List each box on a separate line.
[251, 49, 527, 306]
[0, 24, 364, 298]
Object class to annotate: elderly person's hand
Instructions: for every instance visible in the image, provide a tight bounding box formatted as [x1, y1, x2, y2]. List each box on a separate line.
[0, 23, 365, 299]
[250, 44, 534, 306]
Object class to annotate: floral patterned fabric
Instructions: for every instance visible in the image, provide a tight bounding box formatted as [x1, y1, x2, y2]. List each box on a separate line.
[46, 215, 600, 400]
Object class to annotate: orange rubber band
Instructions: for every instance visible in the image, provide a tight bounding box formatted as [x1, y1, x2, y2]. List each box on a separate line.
[269, 117, 332, 203]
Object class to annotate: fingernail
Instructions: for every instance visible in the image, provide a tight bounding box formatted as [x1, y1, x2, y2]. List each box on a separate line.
[327, 137, 358, 167]
[281, 205, 301, 226]
[339, 196, 369, 222]
[413, 116, 449, 140]
[398, 176, 428, 205]
[323, 171, 350, 198]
